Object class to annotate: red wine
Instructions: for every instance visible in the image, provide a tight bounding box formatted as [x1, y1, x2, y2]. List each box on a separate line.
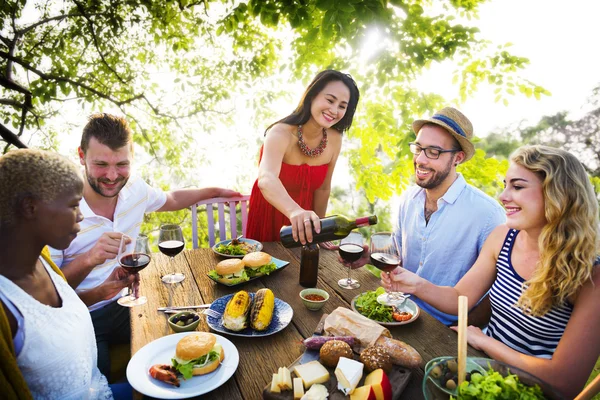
[119, 253, 151, 273]
[280, 214, 377, 248]
[339, 244, 364, 262]
[370, 253, 400, 273]
[159, 240, 184, 257]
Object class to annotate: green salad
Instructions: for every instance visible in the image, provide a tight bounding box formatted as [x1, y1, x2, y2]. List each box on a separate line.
[215, 242, 254, 255]
[354, 287, 394, 322]
[453, 367, 545, 400]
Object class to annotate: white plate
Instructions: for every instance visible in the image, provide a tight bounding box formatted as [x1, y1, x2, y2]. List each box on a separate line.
[351, 293, 420, 326]
[127, 332, 239, 399]
[211, 238, 263, 258]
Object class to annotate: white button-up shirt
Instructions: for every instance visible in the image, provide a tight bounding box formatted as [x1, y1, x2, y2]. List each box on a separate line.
[50, 175, 167, 311]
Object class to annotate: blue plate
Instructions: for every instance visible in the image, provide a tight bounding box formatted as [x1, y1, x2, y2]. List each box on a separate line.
[207, 292, 293, 337]
[206, 256, 290, 287]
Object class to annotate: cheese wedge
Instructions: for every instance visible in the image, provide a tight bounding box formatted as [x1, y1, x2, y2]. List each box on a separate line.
[301, 383, 328, 400]
[293, 361, 330, 389]
[293, 377, 305, 399]
[335, 357, 364, 395]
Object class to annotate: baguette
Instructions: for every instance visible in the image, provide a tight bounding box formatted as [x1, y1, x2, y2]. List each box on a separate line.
[374, 336, 423, 369]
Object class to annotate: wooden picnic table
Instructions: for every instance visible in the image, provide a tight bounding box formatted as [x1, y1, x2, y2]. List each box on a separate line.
[131, 242, 485, 399]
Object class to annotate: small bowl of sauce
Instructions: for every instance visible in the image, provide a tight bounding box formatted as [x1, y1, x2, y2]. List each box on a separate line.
[300, 288, 329, 311]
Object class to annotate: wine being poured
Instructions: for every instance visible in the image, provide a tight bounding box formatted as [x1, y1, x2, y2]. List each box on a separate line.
[280, 214, 377, 248]
[337, 232, 364, 289]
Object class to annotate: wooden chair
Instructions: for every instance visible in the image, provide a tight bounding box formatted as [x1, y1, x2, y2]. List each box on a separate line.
[191, 195, 250, 248]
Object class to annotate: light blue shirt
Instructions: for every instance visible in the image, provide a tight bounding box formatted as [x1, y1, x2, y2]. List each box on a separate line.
[394, 174, 505, 325]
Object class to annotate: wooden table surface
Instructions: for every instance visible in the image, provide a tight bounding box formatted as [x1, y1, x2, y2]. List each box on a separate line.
[131, 242, 485, 399]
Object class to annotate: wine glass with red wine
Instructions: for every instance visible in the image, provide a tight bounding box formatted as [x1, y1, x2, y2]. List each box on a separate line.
[337, 231, 364, 289]
[117, 234, 151, 307]
[158, 224, 185, 284]
[369, 232, 406, 306]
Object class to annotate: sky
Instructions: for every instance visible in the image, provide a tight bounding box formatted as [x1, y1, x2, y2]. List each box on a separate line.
[418, 0, 600, 135]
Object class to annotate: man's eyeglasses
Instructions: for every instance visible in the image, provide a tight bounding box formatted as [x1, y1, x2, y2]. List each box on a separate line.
[408, 143, 459, 160]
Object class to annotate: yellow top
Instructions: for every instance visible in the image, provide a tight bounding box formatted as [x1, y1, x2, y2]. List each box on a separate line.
[0, 246, 65, 399]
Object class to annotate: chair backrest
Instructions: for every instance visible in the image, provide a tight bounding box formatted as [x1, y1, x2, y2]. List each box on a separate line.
[191, 195, 250, 248]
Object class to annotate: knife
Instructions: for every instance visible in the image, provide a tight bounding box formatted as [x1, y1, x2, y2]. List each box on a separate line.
[157, 304, 211, 311]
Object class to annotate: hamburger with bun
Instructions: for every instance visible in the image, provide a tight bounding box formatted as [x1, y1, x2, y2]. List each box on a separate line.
[172, 333, 224, 379]
[208, 258, 248, 284]
[242, 251, 277, 278]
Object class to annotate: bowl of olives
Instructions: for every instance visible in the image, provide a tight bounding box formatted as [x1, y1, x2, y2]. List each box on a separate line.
[422, 356, 486, 398]
[168, 311, 200, 333]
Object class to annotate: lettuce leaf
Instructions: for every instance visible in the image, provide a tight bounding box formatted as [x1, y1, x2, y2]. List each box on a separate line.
[245, 262, 277, 278]
[207, 269, 249, 284]
[354, 287, 394, 322]
[172, 349, 221, 380]
[454, 367, 545, 400]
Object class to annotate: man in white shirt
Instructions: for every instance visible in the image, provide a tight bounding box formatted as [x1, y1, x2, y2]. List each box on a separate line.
[50, 113, 241, 379]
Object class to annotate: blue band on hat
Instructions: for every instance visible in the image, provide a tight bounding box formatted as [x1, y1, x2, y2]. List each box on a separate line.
[432, 114, 466, 138]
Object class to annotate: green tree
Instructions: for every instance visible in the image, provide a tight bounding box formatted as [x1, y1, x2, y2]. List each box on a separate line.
[1, 0, 547, 244]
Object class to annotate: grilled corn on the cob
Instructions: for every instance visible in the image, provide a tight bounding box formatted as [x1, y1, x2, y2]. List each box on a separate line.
[250, 288, 275, 331]
[223, 290, 251, 331]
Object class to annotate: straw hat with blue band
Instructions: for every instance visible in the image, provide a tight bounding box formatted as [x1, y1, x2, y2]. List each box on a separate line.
[412, 107, 475, 162]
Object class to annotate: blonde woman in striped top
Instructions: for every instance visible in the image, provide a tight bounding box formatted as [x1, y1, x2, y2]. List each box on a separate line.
[382, 145, 600, 398]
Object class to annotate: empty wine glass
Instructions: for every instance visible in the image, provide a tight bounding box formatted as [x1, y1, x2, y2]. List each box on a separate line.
[369, 232, 406, 306]
[158, 224, 185, 284]
[117, 234, 151, 307]
[337, 231, 364, 289]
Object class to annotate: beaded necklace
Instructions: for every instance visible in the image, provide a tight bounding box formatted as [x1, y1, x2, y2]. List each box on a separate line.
[297, 125, 328, 158]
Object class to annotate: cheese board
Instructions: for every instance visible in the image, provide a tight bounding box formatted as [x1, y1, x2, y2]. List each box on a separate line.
[262, 314, 413, 399]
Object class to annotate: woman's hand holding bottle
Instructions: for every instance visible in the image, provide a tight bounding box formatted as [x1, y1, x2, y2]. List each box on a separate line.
[288, 208, 321, 245]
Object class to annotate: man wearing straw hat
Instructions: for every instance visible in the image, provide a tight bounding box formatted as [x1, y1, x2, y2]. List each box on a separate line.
[344, 107, 504, 326]
[394, 107, 505, 325]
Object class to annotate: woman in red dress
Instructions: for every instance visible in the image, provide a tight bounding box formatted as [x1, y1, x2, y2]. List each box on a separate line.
[246, 70, 360, 244]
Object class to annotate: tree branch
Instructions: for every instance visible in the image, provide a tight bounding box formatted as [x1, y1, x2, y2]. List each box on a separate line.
[71, 0, 128, 85]
[0, 50, 141, 106]
[15, 13, 104, 37]
[0, 123, 28, 149]
[0, 76, 32, 96]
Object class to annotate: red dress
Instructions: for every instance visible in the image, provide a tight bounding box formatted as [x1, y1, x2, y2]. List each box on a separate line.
[246, 148, 329, 242]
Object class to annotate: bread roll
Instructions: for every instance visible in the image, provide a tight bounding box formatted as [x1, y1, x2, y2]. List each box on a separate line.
[242, 251, 271, 268]
[176, 332, 216, 360]
[359, 345, 393, 373]
[319, 340, 353, 367]
[374, 336, 423, 369]
[215, 258, 244, 275]
[191, 348, 224, 375]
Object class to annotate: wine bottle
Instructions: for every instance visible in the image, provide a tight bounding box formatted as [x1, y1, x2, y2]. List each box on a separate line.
[299, 243, 319, 287]
[280, 214, 377, 248]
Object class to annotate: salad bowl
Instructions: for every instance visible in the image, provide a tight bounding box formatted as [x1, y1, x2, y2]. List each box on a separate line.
[422, 356, 565, 400]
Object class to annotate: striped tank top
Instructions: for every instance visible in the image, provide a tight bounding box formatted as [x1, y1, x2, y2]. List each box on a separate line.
[487, 229, 573, 359]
